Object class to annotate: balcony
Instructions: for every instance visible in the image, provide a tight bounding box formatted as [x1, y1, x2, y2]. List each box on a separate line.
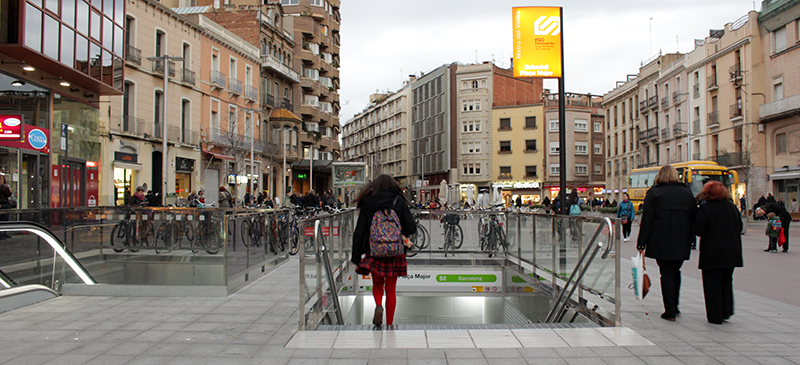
[229, 78, 243, 95]
[498, 172, 512, 180]
[661, 96, 669, 109]
[638, 127, 658, 142]
[125, 45, 141, 66]
[153, 122, 163, 139]
[152, 59, 176, 77]
[693, 83, 700, 98]
[211, 70, 226, 88]
[693, 153, 702, 160]
[729, 103, 743, 120]
[261, 54, 301, 83]
[113, 115, 145, 135]
[673, 122, 687, 137]
[639, 100, 647, 113]
[661, 127, 670, 139]
[282, 98, 293, 112]
[692, 119, 701, 134]
[710, 151, 749, 167]
[708, 110, 719, 127]
[181, 68, 196, 86]
[245, 85, 258, 101]
[637, 161, 659, 168]
[729, 63, 743, 83]
[183, 129, 199, 146]
[707, 74, 718, 90]
[673, 91, 686, 105]
[647, 96, 658, 110]
[265, 94, 275, 108]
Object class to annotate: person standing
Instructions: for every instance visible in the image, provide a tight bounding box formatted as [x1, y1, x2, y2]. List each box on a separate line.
[757, 203, 791, 252]
[693, 181, 743, 324]
[218, 186, 233, 208]
[0, 173, 13, 233]
[636, 165, 697, 321]
[617, 193, 635, 241]
[352, 174, 416, 326]
[791, 198, 798, 213]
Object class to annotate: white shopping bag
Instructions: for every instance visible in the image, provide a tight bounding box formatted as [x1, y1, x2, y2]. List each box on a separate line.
[630, 252, 650, 300]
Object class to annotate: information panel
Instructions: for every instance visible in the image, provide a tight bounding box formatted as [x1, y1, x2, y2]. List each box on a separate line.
[512, 6, 562, 78]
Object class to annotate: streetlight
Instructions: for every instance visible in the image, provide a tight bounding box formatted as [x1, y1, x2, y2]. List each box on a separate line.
[241, 108, 263, 203]
[147, 54, 183, 204]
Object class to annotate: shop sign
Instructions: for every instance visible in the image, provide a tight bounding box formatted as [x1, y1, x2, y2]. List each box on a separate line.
[87, 169, 98, 207]
[0, 115, 22, 140]
[0, 125, 50, 153]
[512, 6, 562, 78]
[115, 152, 138, 163]
[176, 157, 194, 173]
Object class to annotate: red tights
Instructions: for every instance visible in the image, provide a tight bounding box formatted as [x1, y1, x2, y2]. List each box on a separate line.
[371, 273, 398, 325]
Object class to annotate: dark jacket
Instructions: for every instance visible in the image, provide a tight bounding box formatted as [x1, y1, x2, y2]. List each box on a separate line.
[351, 190, 416, 265]
[0, 183, 11, 206]
[764, 202, 792, 227]
[693, 200, 743, 269]
[303, 193, 319, 208]
[637, 182, 697, 260]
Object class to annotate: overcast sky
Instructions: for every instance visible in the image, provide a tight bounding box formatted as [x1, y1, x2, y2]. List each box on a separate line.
[338, 0, 761, 122]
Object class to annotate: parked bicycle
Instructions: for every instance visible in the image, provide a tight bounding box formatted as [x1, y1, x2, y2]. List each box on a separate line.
[155, 212, 194, 253]
[439, 213, 463, 257]
[478, 211, 508, 257]
[405, 213, 430, 258]
[192, 214, 228, 255]
[110, 211, 154, 253]
[241, 214, 265, 250]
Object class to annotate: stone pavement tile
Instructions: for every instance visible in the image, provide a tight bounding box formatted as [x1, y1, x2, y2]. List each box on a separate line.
[382, 329, 427, 348]
[285, 348, 333, 358]
[553, 347, 597, 358]
[674, 355, 724, 364]
[167, 356, 212, 365]
[657, 342, 706, 356]
[251, 344, 296, 359]
[600, 357, 647, 365]
[218, 343, 264, 358]
[470, 330, 521, 348]
[512, 329, 569, 348]
[285, 331, 337, 348]
[60, 320, 100, 330]
[330, 348, 370, 358]
[40, 353, 97, 365]
[622, 346, 671, 357]
[589, 346, 635, 357]
[333, 331, 381, 349]
[445, 359, 489, 365]
[124, 355, 174, 365]
[487, 358, 527, 365]
[368, 348, 408, 359]
[517, 347, 561, 358]
[481, 348, 522, 358]
[167, 330, 238, 344]
[177, 343, 226, 357]
[106, 341, 156, 356]
[443, 348, 484, 358]
[202, 357, 253, 365]
[97, 329, 141, 342]
[637, 356, 685, 365]
[427, 330, 474, 348]
[142, 342, 191, 357]
[285, 359, 329, 365]
[122, 321, 161, 331]
[743, 356, 795, 364]
[325, 359, 368, 365]
[129, 330, 175, 343]
[523, 359, 568, 365]
[81, 354, 135, 365]
[34, 339, 83, 354]
[233, 331, 274, 344]
[407, 348, 446, 359]
[66, 341, 122, 355]
[181, 322, 221, 332]
[406, 359, 448, 365]
[563, 358, 606, 365]
[3, 354, 59, 365]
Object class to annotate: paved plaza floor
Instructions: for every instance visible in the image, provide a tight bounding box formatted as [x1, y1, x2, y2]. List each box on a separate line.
[0, 221, 799, 364]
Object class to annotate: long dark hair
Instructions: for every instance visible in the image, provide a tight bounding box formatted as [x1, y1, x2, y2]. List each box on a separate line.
[569, 189, 579, 205]
[356, 174, 409, 204]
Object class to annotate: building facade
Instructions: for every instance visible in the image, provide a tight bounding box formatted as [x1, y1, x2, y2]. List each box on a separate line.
[456, 64, 493, 191]
[491, 104, 544, 204]
[601, 74, 641, 202]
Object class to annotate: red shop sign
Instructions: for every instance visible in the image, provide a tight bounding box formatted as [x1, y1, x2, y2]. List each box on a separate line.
[0, 124, 50, 153]
[0, 115, 23, 140]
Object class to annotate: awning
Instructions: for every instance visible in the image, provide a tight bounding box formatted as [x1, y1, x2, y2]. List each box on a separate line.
[203, 151, 234, 161]
[769, 171, 800, 180]
[113, 161, 142, 170]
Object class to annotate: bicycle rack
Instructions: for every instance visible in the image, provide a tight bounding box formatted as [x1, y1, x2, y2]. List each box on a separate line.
[544, 217, 614, 323]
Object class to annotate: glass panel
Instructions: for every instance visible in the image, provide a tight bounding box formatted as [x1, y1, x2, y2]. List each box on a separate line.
[113, 24, 122, 56]
[28, 0, 43, 9]
[90, 0, 100, 10]
[24, 4, 42, 52]
[54, 93, 100, 162]
[102, 49, 112, 85]
[90, 10, 100, 40]
[60, 25, 75, 65]
[114, 0, 123, 25]
[102, 15, 112, 50]
[90, 42, 101, 79]
[62, 0, 75, 26]
[113, 57, 123, 91]
[75, 34, 89, 73]
[43, 15, 60, 60]
[103, 0, 112, 15]
[45, 0, 58, 14]
[76, 0, 88, 35]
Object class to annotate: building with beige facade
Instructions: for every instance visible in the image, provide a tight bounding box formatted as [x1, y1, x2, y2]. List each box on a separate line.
[758, 0, 800, 204]
[102, 0, 204, 206]
[601, 74, 641, 202]
[491, 104, 544, 204]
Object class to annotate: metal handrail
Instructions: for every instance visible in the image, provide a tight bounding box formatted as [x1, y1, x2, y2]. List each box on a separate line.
[544, 217, 614, 323]
[0, 221, 96, 286]
[314, 220, 344, 324]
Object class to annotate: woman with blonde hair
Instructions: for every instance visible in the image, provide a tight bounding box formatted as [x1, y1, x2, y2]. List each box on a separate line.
[636, 165, 697, 321]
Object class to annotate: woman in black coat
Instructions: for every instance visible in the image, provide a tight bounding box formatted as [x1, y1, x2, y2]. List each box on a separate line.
[637, 165, 697, 321]
[693, 181, 743, 324]
[352, 174, 416, 326]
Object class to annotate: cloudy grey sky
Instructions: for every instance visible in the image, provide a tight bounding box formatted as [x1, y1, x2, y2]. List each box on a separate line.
[338, 0, 760, 121]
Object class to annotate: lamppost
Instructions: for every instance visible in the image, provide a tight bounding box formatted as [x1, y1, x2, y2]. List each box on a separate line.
[147, 54, 183, 204]
[420, 137, 429, 202]
[241, 108, 263, 203]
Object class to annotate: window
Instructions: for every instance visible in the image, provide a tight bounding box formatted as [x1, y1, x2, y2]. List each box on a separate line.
[154, 90, 163, 125]
[280, 0, 299, 4]
[525, 116, 537, 129]
[594, 122, 602, 132]
[774, 25, 787, 53]
[310, 0, 322, 6]
[576, 165, 588, 175]
[499, 118, 511, 130]
[594, 143, 602, 155]
[575, 142, 588, 155]
[499, 166, 511, 178]
[499, 141, 511, 153]
[549, 142, 559, 155]
[575, 120, 588, 132]
[777, 133, 787, 153]
[475, 121, 480, 131]
[594, 164, 602, 175]
[525, 139, 537, 152]
[550, 164, 560, 175]
[774, 82, 784, 100]
[549, 119, 559, 132]
[525, 165, 537, 178]
[155, 30, 165, 57]
[472, 80, 478, 89]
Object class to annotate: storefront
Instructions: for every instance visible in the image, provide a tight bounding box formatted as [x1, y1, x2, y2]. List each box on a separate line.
[113, 149, 140, 206]
[492, 182, 542, 205]
[175, 157, 194, 200]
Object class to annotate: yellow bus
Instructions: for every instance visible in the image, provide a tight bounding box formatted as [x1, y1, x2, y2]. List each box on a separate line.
[627, 161, 739, 211]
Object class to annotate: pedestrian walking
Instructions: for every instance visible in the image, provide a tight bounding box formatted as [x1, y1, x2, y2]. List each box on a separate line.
[351, 174, 416, 326]
[693, 181, 743, 324]
[757, 202, 791, 252]
[617, 193, 635, 241]
[636, 165, 697, 322]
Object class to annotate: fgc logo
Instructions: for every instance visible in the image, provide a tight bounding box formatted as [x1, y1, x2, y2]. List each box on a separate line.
[28, 129, 47, 150]
[534, 16, 560, 36]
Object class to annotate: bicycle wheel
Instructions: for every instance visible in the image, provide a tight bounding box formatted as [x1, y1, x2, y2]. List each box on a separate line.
[453, 224, 464, 249]
[416, 223, 429, 250]
[205, 225, 220, 255]
[183, 220, 195, 244]
[288, 221, 300, 255]
[110, 223, 127, 253]
[241, 219, 251, 248]
[497, 225, 508, 253]
[443, 227, 453, 257]
[155, 223, 168, 254]
[226, 222, 235, 251]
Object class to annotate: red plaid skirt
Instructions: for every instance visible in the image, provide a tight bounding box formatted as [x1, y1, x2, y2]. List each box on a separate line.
[356, 254, 407, 277]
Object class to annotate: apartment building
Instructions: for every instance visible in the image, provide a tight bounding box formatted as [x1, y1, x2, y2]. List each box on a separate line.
[758, 0, 800, 204]
[341, 82, 411, 187]
[102, 0, 203, 206]
[601, 74, 641, 202]
[456, 63, 493, 190]
[635, 53, 684, 170]
[542, 91, 605, 200]
[411, 64, 456, 201]
[491, 104, 545, 204]
[655, 56, 690, 165]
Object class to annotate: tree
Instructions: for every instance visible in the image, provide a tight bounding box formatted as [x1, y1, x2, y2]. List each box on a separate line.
[221, 112, 248, 201]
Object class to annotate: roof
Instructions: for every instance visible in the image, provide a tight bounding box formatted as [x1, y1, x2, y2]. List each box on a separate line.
[270, 108, 302, 121]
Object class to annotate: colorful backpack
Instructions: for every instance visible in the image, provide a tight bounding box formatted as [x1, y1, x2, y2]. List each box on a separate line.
[369, 196, 404, 257]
